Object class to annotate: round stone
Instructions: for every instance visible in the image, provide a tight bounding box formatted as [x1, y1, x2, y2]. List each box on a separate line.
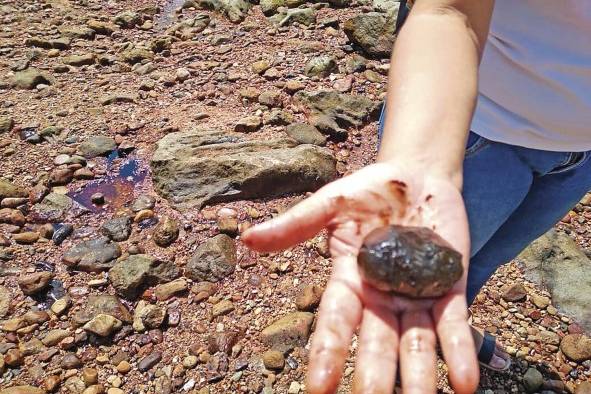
[357, 225, 463, 298]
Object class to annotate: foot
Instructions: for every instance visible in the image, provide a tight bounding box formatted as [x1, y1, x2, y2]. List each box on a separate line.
[471, 326, 511, 370]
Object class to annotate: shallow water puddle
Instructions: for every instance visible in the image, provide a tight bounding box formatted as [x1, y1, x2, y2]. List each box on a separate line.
[67, 152, 148, 213]
[154, 0, 187, 29]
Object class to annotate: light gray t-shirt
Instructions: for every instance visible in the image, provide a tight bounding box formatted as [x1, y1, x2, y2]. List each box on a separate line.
[471, 0, 591, 152]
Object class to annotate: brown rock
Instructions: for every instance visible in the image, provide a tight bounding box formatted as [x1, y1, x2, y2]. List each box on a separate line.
[295, 285, 323, 311]
[0, 208, 25, 227]
[153, 216, 179, 247]
[262, 350, 285, 370]
[560, 334, 591, 362]
[154, 278, 187, 301]
[82, 368, 98, 385]
[13, 232, 39, 244]
[5, 348, 23, 366]
[500, 283, 528, 302]
[261, 312, 315, 351]
[212, 300, 235, 317]
[48, 168, 73, 186]
[43, 375, 61, 392]
[18, 271, 53, 295]
[0, 386, 45, 394]
[576, 382, 591, 394]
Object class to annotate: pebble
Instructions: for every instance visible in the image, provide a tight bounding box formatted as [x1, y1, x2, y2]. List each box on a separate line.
[183, 355, 198, 369]
[82, 368, 98, 385]
[116, 360, 131, 374]
[263, 350, 285, 370]
[138, 352, 162, 371]
[18, 271, 53, 295]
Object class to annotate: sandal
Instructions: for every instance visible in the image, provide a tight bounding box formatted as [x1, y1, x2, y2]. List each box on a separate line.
[476, 330, 511, 372]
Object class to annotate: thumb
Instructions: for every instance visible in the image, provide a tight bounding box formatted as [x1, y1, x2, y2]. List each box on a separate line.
[241, 187, 338, 252]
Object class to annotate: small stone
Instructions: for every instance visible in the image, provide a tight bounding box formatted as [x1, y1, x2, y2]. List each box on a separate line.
[82, 368, 99, 385]
[13, 232, 39, 244]
[217, 216, 238, 236]
[358, 226, 463, 297]
[0, 117, 14, 133]
[138, 352, 162, 371]
[42, 329, 71, 346]
[531, 294, 550, 309]
[500, 283, 528, 302]
[235, 116, 262, 133]
[261, 312, 315, 351]
[295, 285, 323, 311]
[61, 353, 82, 369]
[288, 381, 301, 394]
[304, 55, 337, 77]
[285, 123, 326, 146]
[82, 385, 104, 394]
[0, 208, 26, 227]
[4, 348, 23, 366]
[109, 254, 179, 299]
[116, 360, 131, 374]
[0, 386, 45, 394]
[263, 350, 285, 370]
[183, 355, 198, 369]
[78, 136, 117, 158]
[134, 209, 155, 222]
[48, 168, 73, 186]
[133, 302, 167, 331]
[63, 237, 121, 272]
[186, 235, 237, 282]
[154, 278, 187, 301]
[0, 286, 10, 317]
[212, 300, 235, 317]
[153, 216, 179, 247]
[18, 271, 53, 295]
[523, 367, 543, 392]
[131, 195, 156, 212]
[83, 314, 123, 336]
[252, 60, 270, 74]
[101, 216, 132, 242]
[43, 375, 62, 392]
[176, 68, 191, 82]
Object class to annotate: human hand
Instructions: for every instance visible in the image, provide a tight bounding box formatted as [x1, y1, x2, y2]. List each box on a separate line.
[242, 161, 479, 394]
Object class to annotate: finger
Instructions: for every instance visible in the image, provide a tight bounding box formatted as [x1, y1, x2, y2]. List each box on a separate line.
[307, 257, 363, 394]
[432, 293, 479, 394]
[399, 311, 437, 394]
[352, 304, 399, 394]
[241, 187, 337, 252]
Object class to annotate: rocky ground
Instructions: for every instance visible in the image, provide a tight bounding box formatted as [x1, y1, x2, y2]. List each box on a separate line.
[0, 0, 590, 393]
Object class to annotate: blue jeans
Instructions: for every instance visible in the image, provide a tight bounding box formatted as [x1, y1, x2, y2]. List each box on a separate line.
[378, 111, 591, 304]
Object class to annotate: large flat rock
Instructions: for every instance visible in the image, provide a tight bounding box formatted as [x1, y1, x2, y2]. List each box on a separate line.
[150, 129, 337, 209]
[517, 230, 591, 332]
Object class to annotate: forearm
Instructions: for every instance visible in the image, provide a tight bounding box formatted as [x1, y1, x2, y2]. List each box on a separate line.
[377, 1, 493, 189]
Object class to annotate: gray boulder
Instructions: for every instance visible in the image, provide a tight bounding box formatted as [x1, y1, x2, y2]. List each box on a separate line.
[185, 234, 237, 282]
[517, 230, 591, 331]
[11, 68, 56, 89]
[63, 237, 122, 272]
[150, 129, 336, 209]
[78, 136, 117, 158]
[344, 12, 397, 58]
[30, 193, 73, 222]
[109, 255, 180, 299]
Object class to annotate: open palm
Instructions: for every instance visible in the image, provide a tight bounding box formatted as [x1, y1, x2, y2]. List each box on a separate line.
[242, 161, 479, 394]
